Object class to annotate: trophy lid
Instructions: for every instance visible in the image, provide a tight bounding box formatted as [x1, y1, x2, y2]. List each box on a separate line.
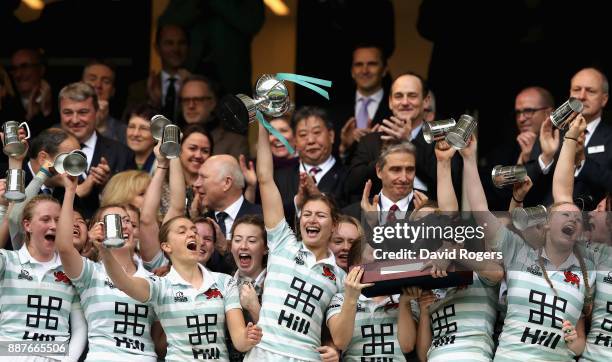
[254, 75, 290, 118]
[150, 115, 171, 141]
[216, 94, 256, 134]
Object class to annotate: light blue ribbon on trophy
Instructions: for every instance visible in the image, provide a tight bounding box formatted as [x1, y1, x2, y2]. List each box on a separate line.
[253, 73, 332, 155]
[275, 73, 332, 100]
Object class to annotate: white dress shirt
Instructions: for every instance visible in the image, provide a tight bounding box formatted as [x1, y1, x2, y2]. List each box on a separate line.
[81, 131, 98, 171]
[302, 156, 336, 185]
[216, 195, 244, 239]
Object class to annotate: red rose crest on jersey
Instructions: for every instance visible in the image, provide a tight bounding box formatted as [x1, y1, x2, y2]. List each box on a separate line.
[54, 271, 72, 285]
[564, 271, 580, 287]
[204, 288, 223, 299]
[322, 266, 336, 281]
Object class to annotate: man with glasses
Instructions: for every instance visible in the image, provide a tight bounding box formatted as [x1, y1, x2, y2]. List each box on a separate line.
[179, 74, 248, 159]
[9, 48, 53, 134]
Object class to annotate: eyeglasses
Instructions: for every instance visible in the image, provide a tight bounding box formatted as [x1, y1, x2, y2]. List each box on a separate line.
[515, 107, 548, 118]
[180, 96, 214, 105]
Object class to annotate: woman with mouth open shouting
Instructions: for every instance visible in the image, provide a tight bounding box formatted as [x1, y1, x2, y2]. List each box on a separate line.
[460, 116, 594, 361]
[242, 122, 346, 362]
[0, 194, 87, 361]
[55, 173, 161, 361]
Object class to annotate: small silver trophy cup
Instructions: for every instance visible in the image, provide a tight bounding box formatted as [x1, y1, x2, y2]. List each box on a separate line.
[512, 205, 547, 230]
[160, 124, 181, 159]
[423, 118, 456, 144]
[103, 214, 125, 248]
[491, 165, 527, 188]
[5, 169, 26, 202]
[217, 74, 290, 134]
[54, 150, 88, 176]
[446, 114, 477, 150]
[550, 98, 583, 130]
[2, 121, 31, 157]
[150, 115, 172, 141]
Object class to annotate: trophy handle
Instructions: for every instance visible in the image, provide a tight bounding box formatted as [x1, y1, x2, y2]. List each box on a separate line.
[19, 122, 31, 140]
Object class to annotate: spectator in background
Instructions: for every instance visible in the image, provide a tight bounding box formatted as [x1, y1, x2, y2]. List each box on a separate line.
[179, 75, 248, 159]
[100, 170, 151, 210]
[125, 103, 159, 174]
[268, 115, 298, 170]
[159, 0, 264, 95]
[9, 48, 53, 136]
[82, 59, 127, 144]
[127, 23, 190, 120]
[336, 44, 391, 161]
[59, 82, 136, 218]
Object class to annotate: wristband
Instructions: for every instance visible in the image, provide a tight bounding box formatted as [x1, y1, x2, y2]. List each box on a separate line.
[512, 194, 524, 203]
[564, 136, 578, 141]
[157, 166, 169, 170]
[39, 167, 53, 178]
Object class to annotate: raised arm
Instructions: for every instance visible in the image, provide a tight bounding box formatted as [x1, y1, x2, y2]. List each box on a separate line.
[139, 144, 167, 262]
[327, 267, 373, 350]
[98, 242, 150, 302]
[54, 175, 84, 279]
[434, 141, 458, 212]
[256, 122, 285, 229]
[553, 115, 586, 204]
[397, 287, 420, 353]
[459, 136, 502, 241]
[164, 157, 186, 222]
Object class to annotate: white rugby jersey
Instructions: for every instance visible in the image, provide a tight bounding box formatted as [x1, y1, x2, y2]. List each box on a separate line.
[426, 274, 498, 362]
[326, 294, 405, 362]
[245, 219, 346, 361]
[144, 263, 241, 361]
[580, 241, 612, 361]
[492, 227, 595, 362]
[0, 247, 79, 361]
[71, 257, 158, 361]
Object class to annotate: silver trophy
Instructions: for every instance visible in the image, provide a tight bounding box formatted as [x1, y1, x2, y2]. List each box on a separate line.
[446, 114, 477, 150]
[217, 74, 290, 134]
[103, 214, 125, 248]
[423, 118, 456, 144]
[160, 124, 181, 159]
[150, 115, 172, 141]
[550, 98, 583, 130]
[2, 121, 31, 157]
[491, 165, 527, 188]
[512, 205, 547, 230]
[54, 150, 87, 176]
[5, 169, 25, 202]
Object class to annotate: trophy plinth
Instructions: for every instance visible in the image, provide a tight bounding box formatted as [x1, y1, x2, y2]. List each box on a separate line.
[356, 259, 473, 298]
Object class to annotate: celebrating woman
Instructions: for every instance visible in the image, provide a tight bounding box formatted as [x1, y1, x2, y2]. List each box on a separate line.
[460, 121, 594, 361]
[243, 121, 345, 362]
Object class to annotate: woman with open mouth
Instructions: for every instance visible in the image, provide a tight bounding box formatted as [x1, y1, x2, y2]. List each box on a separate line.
[400, 140, 504, 362]
[226, 215, 268, 361]
[98, 214, 263, 360]
[55, 174, 160, 361]
[553, 116, 612, 362]
[460, 117, 594, 362]
[0, 194, 87, 361]
[242, 122, 346, 362]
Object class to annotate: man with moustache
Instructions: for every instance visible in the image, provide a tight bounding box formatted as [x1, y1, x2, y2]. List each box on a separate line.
[345, 72, 461, 204]
[525, 68, 612, 207]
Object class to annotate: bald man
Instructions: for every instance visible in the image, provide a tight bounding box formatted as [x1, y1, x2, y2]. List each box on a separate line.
[525, 68, 612, 208]
[193, 154, 262, 239]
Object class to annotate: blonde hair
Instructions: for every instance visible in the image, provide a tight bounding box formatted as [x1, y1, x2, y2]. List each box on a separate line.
[100, 170, 151, 207]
